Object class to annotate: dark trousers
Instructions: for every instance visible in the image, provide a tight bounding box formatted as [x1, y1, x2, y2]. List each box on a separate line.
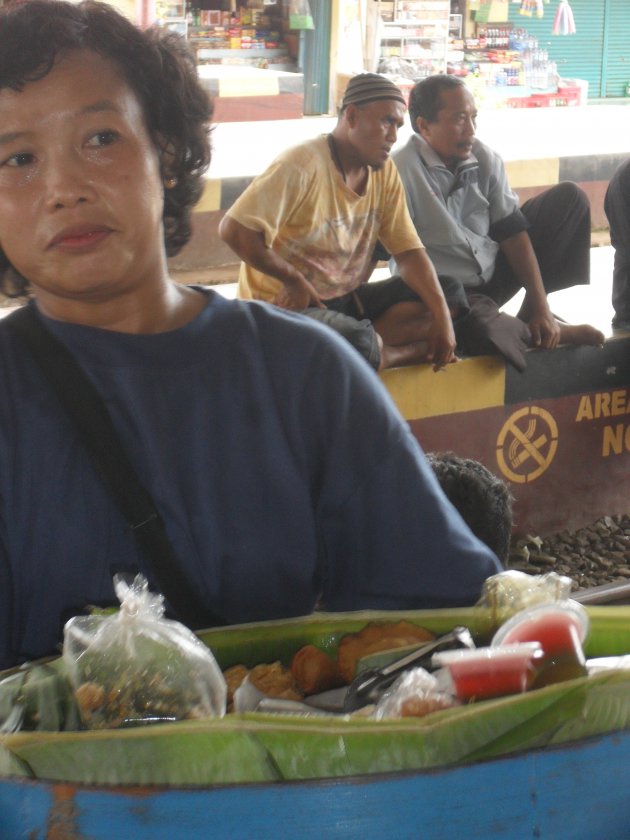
[604, 158, 630, 324]
[480, 181, 591, 307]
[302, 276, 467, 370]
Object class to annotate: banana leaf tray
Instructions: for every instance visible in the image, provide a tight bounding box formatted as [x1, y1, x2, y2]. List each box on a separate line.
[2, 606, 630, 839]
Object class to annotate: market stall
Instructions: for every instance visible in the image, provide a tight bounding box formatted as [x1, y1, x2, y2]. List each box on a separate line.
[447, 21, 586, 109]
[4, 592, 630, 838]
[366, 0, 587, 109]
[159, 0, 307, 119]
[160, 0, 303, 70]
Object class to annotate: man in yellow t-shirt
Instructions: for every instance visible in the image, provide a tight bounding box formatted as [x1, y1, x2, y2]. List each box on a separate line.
[219, 73, 460, 371]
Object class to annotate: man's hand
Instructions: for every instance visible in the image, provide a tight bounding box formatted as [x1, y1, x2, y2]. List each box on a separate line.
[499, 232, 560, 348]
[425, 314, 458, 371]
[218, 215, 324, 309]
[527, 306, 561, 349]
[394, 248, 458, 370]
[273, 274, 325, 311]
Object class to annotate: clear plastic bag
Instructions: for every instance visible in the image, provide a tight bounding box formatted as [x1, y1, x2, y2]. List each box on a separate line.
[477, 569, 574, 623]
[63, 574, 226, 729]
[288, 0, 314, 30]
[373, 667, 456, 720]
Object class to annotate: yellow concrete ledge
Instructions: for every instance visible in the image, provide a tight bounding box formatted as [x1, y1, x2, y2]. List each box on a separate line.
[505, 158, 559, 189]
[218, 76, 280, 98]
[380, 354, 506, 420]
[195, 179, 222, 213]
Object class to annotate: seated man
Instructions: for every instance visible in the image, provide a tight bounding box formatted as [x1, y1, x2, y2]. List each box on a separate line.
[390, 74, 604, 370]
[219, 73, 458, 372]
[427, 451, 512, 566]
[604, 157, 630, 330]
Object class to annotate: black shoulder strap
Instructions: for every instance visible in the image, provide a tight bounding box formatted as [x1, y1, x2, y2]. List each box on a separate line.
[5, 305, 225, 630]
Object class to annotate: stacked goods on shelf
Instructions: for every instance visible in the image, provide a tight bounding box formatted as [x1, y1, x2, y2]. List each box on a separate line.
[449, 24, 581, 109]
[378, 0, 450, 80]
[182, 4, 294, 69]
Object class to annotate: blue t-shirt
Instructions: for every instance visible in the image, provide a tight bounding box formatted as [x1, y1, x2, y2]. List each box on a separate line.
[0, 291, 500, 668]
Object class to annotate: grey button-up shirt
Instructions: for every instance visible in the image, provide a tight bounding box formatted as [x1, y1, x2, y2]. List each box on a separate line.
[391, 134, 529, 288]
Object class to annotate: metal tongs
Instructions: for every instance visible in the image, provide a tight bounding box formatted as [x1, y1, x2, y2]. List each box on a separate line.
[342, 626, 475, 713]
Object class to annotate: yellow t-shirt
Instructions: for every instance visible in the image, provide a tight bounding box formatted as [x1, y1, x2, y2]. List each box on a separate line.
[228, 135, 423, 302]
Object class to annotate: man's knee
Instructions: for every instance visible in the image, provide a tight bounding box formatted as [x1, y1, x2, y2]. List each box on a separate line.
[545, 181, 589, 216]
[301, 307, 381, 369]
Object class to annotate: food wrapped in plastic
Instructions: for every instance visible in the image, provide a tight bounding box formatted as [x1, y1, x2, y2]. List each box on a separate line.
[477, 569, 574, 622]
[63, 574, 227, 729]
[373, 667, 457, 720]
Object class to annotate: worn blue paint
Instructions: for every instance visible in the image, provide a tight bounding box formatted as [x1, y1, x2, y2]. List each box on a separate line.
[1, 730, 629, 839]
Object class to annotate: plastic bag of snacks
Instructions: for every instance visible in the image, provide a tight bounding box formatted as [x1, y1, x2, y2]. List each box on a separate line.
[477, 569, 573, 621]
[63, 574, 226, 729]
[373, 667, 456, 720]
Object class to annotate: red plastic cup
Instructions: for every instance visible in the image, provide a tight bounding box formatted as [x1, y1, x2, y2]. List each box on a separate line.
[432, 643, 543, 701]
[491, 601, 589, 688]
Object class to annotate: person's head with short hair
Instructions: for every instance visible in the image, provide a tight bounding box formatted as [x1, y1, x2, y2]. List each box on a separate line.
[427, 451, 512, 565]
[0, 0, 213, 298]
[334, 73, 407, 171]
[340, 73, 407, 114]
[408, 75, 477, 171]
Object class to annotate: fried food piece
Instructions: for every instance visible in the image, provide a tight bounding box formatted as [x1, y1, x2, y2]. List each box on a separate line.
[249, 662, 303, 702]
[75, 681, 106, 718]
[223, 662, 303, 711]
[336, 621, 436, 684]
[291, 645, 342, 695]
[400, 694, 454, 718]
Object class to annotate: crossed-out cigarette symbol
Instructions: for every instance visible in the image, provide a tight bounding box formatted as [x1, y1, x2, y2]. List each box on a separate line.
[496, 406, 559, 484]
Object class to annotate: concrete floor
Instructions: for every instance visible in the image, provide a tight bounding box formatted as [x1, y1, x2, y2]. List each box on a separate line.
[534, 244, 615, 337]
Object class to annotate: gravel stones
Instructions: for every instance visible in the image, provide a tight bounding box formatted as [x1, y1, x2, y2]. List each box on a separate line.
[508, 514, 630, 593]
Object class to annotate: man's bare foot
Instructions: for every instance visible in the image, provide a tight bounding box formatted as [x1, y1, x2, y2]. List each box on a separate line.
[557, 323, 605, 347]
[379, 340, 459, 371]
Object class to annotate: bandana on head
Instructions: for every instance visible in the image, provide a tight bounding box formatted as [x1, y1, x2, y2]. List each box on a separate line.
[341, 73, 406, 110]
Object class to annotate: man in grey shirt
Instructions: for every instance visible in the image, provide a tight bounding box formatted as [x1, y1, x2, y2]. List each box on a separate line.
[389, 74, 604, 368]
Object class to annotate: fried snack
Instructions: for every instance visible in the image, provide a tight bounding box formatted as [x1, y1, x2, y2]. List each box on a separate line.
[400, 694, 454, 718]
[249, 662, 303, 701]
[291, 645, 342, 695]
[336, 621, 436, 684]
[223, 662, 303, 712]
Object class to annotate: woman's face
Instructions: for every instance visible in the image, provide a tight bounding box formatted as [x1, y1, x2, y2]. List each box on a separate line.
[0, 48, 167, 314]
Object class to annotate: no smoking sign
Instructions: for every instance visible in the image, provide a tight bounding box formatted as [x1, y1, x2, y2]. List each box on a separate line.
[496, 406, 558, 484]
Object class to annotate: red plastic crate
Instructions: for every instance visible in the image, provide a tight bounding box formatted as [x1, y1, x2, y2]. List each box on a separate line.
[506, 96, 531, 108]
[506, 88, 581, 109]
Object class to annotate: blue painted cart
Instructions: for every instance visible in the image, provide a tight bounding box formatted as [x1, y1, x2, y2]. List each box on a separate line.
[2, 729, 630, 839]
[2, 606, 630, 839]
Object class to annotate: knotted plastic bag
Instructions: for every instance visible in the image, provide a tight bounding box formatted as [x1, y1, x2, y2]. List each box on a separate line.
[477, 569, 574, 626]
[373, 667, 456, 720]
[63, 574, 227, 730]
[289, 0, 314, 30]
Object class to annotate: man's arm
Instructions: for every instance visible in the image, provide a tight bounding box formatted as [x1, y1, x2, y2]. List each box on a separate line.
[499, 231, 560, 348]
[218, 215, 323, 310]
[393, 247, 457, 369]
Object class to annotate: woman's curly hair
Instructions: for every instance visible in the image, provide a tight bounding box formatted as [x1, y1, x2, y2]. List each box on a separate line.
[0, 0, 213, 297]
[427, 451, 513, 565]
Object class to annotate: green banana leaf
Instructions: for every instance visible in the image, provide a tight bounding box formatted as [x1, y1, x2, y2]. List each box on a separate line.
[2, 606, 630, 786]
